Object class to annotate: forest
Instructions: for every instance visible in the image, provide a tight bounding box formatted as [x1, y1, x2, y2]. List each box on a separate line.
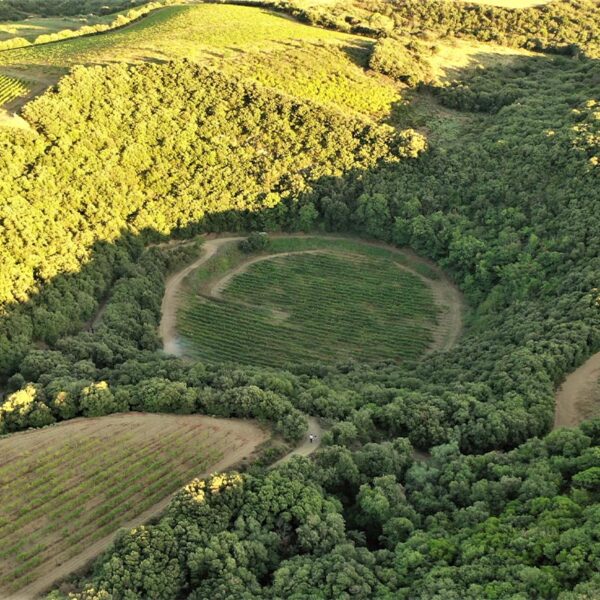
[0, 0, 598, 598]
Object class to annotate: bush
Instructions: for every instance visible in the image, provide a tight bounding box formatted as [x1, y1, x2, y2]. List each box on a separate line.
[239, 232, 270, 254]
[368, 38, 432, 86]
[79, 381, 126, 417]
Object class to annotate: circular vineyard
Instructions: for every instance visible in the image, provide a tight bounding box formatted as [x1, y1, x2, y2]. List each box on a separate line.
[174, 237, 463, 367]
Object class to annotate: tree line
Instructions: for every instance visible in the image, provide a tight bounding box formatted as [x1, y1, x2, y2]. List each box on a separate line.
[226, 0, 600, 58]
[0, 59, 408, 317]
[0, 2, 174, 52]
[48, 420, 600, 598]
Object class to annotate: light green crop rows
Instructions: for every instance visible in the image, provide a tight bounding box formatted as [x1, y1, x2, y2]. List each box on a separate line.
[0, 74, 27, 106]
[0, 4, 401, 119]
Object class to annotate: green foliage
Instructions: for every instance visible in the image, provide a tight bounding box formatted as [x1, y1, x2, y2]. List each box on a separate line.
[0, 0, 154, 21]
[198, 384, 307, 441]
[287, 0, 600, 58]
[79, 381, 125, 417]
[90, 524, 183, 599]
[239, 232, 270, 254]
[65, 423, 600, 598]
[68, 470, 348, 599]
[0, 60, 398, 312]
[123, 377, 196, 414]
[0, 384, 54, 433]
[368, 37, 433, 86]
[0, 3, 597, 597]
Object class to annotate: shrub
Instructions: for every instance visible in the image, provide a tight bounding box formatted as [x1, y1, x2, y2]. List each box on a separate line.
[239, 232, 270, 254]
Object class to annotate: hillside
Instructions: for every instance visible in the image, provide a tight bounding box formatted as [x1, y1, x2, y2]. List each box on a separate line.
[0, 4, 401, 118]
[0, 0, 597, 598]
[0, 412, 267, 596]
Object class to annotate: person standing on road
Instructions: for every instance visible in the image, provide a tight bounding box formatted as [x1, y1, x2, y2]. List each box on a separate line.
[309, 434, 314, 443]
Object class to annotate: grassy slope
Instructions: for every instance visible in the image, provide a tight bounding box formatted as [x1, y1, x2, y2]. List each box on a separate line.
[0, 3, 538, 120]
[425, 37, 537, 82]
[454, 0, 554, 6]
[0, 4, 401, 119]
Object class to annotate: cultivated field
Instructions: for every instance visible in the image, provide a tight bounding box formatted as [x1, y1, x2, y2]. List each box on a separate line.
[0, 413, 267, 596]
[0, 14, 114, 43]
[176, 237, 449, 368]
[0, 4, 401, 119]
[0, 73, 27, 106]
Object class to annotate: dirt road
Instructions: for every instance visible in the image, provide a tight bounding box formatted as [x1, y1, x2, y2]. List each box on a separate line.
[554, 351, 600, 428]
[159, 237, 243, 356]
[161, 233, 599, 432]
[393, 258, 464, 355]
[18, 233, 464, 598]
[272, 417, 323, 468]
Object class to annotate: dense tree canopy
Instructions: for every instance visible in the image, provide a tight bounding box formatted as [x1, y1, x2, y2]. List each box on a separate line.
[0, 60, 401, 311]
[0, 0, 598, 597]
[48, 423, 600, 598]
[252, 0, 600, 58]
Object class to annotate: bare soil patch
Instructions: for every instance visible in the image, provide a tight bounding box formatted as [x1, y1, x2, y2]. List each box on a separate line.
[554, 351, 600, 428]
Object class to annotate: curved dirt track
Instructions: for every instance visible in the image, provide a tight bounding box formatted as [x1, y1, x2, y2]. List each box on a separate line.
[272, 417, 323, 468]
[160, 235, 465, 359]
[159, 237, 243, 356]
[209, 249, 323, 300]
[394, 255, 464, 355]
[554, 351, 600, 429]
